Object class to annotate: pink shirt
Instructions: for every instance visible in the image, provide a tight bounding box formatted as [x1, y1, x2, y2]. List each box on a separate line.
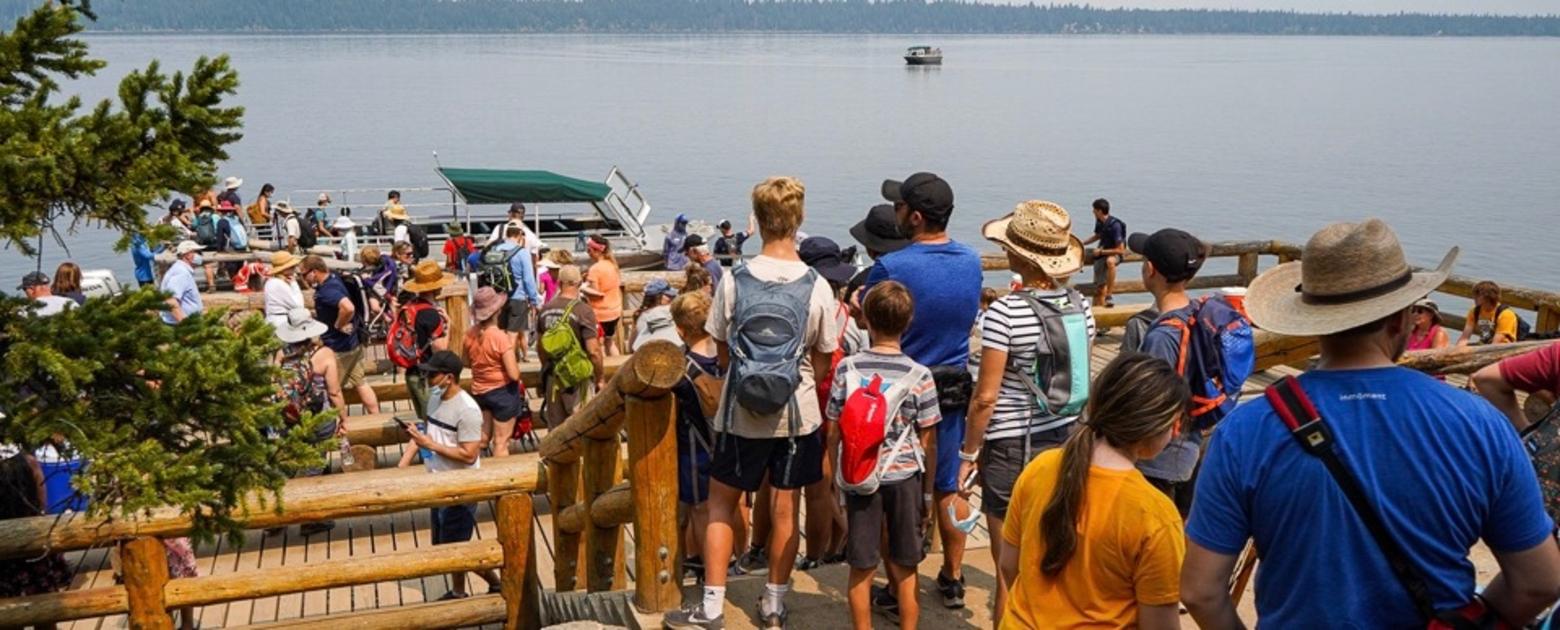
[539, 269, 559, 304]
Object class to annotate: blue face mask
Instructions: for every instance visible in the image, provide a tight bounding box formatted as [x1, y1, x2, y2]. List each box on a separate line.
[191, 254, 204, 266]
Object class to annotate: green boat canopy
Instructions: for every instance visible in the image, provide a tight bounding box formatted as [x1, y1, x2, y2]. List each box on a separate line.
[438, 167, 612, 205]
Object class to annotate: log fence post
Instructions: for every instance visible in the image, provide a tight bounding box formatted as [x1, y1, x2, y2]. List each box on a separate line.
[1536, 304, 1560, 335]
[121, 536, 174, 630]
[624, 394, 681, 613]
[582, 436, 626, 592]
[1237, 252, 1259, 286]
[547, 459, 585, 592]
[496, 493, 541, 630]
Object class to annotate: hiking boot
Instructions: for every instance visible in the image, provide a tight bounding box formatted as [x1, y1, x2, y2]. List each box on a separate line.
[870, 584, 900, 623]
[936, 571, 966, 609]
[734, 545, 768, 576]
[664, 602, 724, 629]
[755, 599, 788, 629]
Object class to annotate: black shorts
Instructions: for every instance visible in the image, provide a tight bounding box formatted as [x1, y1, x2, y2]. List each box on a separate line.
[980, 424, 1074, 519]
[473, 381, 524, 422]
[502, 299, 532, 333]
[845, 476, 924, 570]
[431, 504, 477, 545]
[599, 317, 620, 338]
[710, 431, 823, 492]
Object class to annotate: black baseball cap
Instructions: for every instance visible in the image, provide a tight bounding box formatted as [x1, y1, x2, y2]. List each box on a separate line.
[508, 202, 526, 216]
[416, 350, 465, 377]
[168, 199, 188, 212]
[849, 204, 910, 255]
[799, 236, 857, 287]
[881, 172, 954, 222]
[18, 271, 49, 291]
[717, 219, 732, 231]
[682, 233, 706, 253]
[1128, 229, 1207, 283]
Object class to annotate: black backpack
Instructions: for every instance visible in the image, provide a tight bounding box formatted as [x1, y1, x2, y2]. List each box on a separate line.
[297, 212, 319, 250]
[1494, 305, 1533, 341]
[406, 223, 430, 260]
[477, 242, 521, 295]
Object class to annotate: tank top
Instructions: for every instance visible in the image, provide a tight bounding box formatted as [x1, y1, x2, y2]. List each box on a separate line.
[1407, 324, 1440, 351]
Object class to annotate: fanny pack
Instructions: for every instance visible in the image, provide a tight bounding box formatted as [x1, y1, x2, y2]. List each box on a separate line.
[1266, 377, 1512, 630]
[927, 364, 973, 412]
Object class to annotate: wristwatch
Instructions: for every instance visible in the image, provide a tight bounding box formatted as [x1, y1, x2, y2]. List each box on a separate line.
[957, 448, 980, 463]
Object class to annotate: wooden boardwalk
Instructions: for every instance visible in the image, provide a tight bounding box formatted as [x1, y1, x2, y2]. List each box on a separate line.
[51, 329, 1461, 629]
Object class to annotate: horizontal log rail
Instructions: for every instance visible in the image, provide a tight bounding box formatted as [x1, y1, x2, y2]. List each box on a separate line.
[0, 454, 544, 559]
[232, 594, 507, 630]
[346, 355, 628, 406]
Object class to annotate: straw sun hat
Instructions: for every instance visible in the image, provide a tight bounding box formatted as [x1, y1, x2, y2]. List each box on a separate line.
[402, 260, 453, 294]
[270, 250, 302, 274]
[982, 200, 1084, 279]
[1245, 219, 1458, 337]
[384, 205, 410, 221]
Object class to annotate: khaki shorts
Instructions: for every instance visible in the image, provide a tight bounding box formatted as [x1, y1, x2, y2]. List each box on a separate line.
[336, 346, 367, 389]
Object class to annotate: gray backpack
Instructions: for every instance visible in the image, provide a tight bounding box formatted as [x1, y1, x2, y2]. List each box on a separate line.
[1012, 289, 1092, 456]
[721, 264, 817, 433]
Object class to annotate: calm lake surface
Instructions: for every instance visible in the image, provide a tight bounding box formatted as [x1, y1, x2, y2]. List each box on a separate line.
[7, 34, 1559, 294]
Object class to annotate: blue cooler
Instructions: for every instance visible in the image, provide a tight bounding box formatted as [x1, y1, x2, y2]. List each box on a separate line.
[36, 445, 87, 514]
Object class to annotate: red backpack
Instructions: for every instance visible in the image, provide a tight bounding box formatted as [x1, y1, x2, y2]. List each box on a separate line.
[834, 366, 917, 496]
[387, 300, 447, 369]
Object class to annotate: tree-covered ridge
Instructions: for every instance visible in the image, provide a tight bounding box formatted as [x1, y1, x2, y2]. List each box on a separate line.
[3, 0, 1557, 36]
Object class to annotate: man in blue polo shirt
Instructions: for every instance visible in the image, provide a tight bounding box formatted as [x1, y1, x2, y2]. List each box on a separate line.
[1181, 219, 1560, 629]
[160, 240, 205, 324]
[864, 172, 983, 610]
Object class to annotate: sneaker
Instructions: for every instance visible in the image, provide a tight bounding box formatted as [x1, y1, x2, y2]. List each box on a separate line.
[734, 545, 768, 576]
[936, 571, 966, 609]
[870, 584, 900, 623]
[821, 552, 847, 566]
[664, 602, 724, 629]
[755, 599, 788, 629]
[793, 556, 822, 572]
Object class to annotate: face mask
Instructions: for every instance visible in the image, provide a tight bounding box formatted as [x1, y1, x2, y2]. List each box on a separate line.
[191, 255, 204, 266]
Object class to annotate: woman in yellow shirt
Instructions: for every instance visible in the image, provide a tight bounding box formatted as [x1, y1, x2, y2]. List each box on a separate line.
[1000, 352, 1190, 629]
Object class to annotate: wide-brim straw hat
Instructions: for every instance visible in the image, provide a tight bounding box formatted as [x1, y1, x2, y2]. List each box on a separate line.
[270, 250, 302, 274]
[274, 201, 296, 215]
[1246, 219, 1458, 337]
[273, 307, 326, 344]
[384, 205, 410, 221]
[982, 200, 1084, 279]
[402, 260, 453, 294]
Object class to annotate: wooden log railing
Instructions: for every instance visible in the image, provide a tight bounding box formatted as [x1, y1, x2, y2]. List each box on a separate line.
[537, 340, 686, 614]
[0, 456, 546, 630]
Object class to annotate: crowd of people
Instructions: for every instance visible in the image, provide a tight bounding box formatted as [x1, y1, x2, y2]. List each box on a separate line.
[7, 169, 1560, 629]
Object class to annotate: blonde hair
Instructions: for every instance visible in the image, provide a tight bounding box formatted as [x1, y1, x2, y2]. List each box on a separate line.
[359, 245, 382, 267]
[391, 241, 414, 258]
[548, 249, 575, 266]
[671, 291, 712, 340]
[751, 176, 805, 241]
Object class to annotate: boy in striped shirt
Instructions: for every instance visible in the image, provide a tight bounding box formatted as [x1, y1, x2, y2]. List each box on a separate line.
[825, 280, 941, 630]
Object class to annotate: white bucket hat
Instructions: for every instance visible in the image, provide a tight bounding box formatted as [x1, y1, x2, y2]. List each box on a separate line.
[223, 176, 243, 190]
[273, 307, 327, 344]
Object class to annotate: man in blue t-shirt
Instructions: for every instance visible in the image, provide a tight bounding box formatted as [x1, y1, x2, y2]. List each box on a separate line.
[1182, 219, 1560, 629]
[499, 225, 541, 362]
[1081, 197, 1126, 308]
[302, 255, 380, 415]
[863, 171, 983, 610]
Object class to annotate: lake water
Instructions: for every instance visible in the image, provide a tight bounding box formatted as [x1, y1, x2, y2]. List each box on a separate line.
[8, 34, 1559, 295]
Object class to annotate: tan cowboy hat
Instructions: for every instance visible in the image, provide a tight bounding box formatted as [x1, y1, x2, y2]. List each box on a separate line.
[1245, 219, 1458, 337]
[270, 250, 302, 274]
[402, 260, 453, 294]
[384, 204, 410, 221]
[982, 200, 1084, 278]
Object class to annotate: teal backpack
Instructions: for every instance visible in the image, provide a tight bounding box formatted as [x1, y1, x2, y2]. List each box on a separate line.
[1012, 289, 1092, 448]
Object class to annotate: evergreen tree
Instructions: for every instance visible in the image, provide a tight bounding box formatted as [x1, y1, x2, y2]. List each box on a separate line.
[0, 0, 328, 543]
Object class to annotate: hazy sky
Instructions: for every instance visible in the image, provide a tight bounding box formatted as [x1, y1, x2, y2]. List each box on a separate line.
[1074, 0, 1559, 15]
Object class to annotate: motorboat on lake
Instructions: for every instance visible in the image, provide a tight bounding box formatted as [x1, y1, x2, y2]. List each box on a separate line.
[904, 45, 943, 65]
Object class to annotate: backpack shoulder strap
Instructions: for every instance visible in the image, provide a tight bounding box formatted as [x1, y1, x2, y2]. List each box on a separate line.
[1263, 376, 1448, 625]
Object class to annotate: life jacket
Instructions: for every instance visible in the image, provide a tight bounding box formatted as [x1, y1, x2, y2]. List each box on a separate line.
[387, 299, 446, 370]
[1157, 295, 1255, 432]
[834, 366, 917, 496]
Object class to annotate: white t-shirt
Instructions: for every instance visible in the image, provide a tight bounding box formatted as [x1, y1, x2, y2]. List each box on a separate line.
[263, 276, 306, 320]
[488, 220, 543, 261]
[393, 223, 409, 245]
[284, 216, 301, 241]
[31, 295, 75, 317]
[705, 254, 839, 438]
[424, 389, 484, 472]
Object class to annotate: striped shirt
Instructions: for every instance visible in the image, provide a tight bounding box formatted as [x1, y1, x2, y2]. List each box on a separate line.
[980, 289, 1096, 441]
[825, 350, 941, 483]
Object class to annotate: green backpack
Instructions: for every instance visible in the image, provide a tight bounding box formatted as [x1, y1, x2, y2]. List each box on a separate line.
[541, 299, 595, 389]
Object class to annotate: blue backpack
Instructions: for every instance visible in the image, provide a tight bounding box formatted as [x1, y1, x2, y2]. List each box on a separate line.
[1013, 288, 1092, 419]
[221, 215, 248, 250]
[1158, 295, 1254, 432]
[720, 265, 817, 434]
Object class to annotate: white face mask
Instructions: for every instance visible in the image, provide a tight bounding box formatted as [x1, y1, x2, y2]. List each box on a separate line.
[190, 254, 204, 266]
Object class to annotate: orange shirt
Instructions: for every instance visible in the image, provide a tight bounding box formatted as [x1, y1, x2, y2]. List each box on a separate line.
[1000, 448, 1185, 629]
[464, 325, 514, 395]
[586, 260, 623, 323]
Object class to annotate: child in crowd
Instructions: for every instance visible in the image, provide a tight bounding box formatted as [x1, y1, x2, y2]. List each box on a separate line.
[1001, 353, 1189, 629]
[666, 176, 839, 629]
[400, 351, 502, 600]
[669, 291, 735, 580]
[826, 280, 941, 630]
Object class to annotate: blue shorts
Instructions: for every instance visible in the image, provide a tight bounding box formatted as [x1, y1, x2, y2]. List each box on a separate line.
[933, 408, 967, 493]
[430, 504, 477, 545]
[678, 447, 712, 505]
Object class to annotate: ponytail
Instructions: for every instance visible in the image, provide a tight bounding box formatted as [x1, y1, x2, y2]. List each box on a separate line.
[1035, 352, 1189, 576]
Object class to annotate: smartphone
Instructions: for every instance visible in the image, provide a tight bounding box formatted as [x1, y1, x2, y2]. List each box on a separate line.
[393, 416, 414, 432]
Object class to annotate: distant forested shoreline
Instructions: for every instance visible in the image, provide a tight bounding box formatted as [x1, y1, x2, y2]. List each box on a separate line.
[4, 0, 1558, 36]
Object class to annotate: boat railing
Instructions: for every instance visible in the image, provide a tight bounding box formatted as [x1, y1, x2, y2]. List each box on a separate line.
[0, 456, 547, 630]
